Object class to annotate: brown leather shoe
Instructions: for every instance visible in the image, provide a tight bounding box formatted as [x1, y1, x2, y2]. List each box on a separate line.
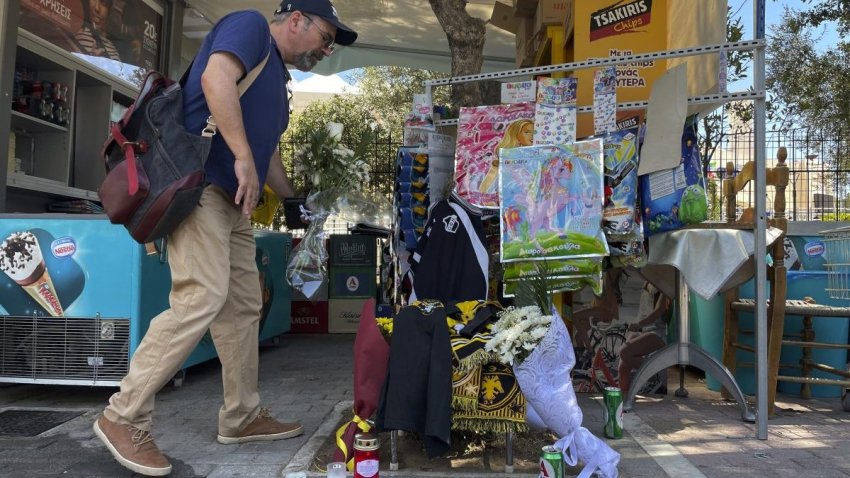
[217, 407, 303, 444]
[93, 415, 172, 476]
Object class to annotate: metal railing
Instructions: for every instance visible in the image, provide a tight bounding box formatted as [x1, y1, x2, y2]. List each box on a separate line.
[269, 132, 404, 235]
[707, 127, 850, 222]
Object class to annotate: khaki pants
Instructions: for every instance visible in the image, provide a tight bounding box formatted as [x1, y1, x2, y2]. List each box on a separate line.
[104, 186, 263, 436]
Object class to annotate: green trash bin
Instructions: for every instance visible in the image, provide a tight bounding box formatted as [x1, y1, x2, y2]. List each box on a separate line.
[688, 292, 728, 392]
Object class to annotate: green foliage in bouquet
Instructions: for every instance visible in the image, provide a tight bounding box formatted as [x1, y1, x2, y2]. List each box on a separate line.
[293, 122, 372, 195]
[512, 261, 554, 312]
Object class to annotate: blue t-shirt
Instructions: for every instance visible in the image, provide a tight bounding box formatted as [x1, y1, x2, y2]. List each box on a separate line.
[182, 10, 290, 197]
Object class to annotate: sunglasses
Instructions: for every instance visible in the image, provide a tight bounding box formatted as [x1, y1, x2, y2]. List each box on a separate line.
[302, 13, 336, 53]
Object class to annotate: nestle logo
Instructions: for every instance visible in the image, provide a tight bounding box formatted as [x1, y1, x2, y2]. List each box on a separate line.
[51, 237, 76, 258]
[805, 241, 824, 257]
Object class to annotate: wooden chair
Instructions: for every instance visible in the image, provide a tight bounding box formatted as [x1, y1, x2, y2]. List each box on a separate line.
[717, 147, 789, 415]
[719, 147, 850, 414]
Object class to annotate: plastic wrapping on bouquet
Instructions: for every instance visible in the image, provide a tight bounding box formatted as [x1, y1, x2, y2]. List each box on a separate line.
[514, 308, 620, 478]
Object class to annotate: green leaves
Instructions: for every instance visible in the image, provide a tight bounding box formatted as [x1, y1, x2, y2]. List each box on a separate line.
[512, 261, 554, 313]
[766, 2, 850, 130]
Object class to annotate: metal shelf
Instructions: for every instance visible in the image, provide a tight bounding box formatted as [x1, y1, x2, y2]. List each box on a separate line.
[11, 111, 68, 134]
[434, 90, 764, 127]
[415, 6, 771, 438]
[424, 40, 764, 88]
[6, 172, 99, 200]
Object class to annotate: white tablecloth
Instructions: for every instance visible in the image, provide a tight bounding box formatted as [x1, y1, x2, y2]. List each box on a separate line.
[639, 227, 784, 300]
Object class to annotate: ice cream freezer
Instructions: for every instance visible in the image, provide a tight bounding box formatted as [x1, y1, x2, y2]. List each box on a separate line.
[0, 214, 292, 386]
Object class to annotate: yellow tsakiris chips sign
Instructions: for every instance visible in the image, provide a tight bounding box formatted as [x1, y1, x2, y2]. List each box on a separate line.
[574, 0, 667, 137]
[568, 0, 726, 137]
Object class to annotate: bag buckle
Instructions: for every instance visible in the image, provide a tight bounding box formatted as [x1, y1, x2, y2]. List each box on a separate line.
[121, 140, 149, 154]
[202, 116, 217, 137]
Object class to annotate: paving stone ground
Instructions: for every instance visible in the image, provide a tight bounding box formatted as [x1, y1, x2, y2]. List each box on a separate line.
[1, 273, 849, 476]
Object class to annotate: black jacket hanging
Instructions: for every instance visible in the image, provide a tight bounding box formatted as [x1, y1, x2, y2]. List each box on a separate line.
[409, 191, 489, 304]
[376, 300, 452, 458]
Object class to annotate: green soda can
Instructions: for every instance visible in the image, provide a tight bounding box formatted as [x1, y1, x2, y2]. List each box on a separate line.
[603, 386, 624, 439]
[538, 445, 564, 478]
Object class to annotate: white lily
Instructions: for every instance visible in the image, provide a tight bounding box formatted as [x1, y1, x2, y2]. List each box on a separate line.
[326, 122, 344, 141]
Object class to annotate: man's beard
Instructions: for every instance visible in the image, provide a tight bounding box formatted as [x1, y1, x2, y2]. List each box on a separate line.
[292, 50, 323, 71]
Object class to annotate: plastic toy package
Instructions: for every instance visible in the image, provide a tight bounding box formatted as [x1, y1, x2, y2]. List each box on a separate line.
[502, 257, 604, 281]
[639, 118, 708, 236]
[536, 77, 578, 105]
[534, 104, 577, 146]
[534, 77, 578, 146]
[287, 189, 392, 301]
[455, 103, 535, 208]
[602, 126, 640, 236]
[499, 140, 609, 263]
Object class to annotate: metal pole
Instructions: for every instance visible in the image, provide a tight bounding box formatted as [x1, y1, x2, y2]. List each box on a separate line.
[163, 0, 186, 77]
[792, 173, 797, 221]
[753, 0, 769, 440]
[0, 0, 21, 213]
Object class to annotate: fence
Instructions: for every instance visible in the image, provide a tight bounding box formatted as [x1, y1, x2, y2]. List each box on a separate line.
[269, 132, 404, 235]
[707, 127, 850, 222]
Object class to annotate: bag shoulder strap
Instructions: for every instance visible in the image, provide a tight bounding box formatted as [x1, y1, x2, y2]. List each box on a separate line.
[202, 51, 271, 137]
[237, 52, 269, 97]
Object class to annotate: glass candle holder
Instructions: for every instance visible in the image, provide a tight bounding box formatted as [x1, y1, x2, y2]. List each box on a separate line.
[327, 461, 346, 478]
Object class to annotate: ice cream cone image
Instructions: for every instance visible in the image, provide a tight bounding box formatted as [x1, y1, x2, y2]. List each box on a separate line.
[0, 231, 64, 316]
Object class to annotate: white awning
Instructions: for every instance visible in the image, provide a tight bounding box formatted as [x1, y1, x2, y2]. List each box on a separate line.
[182, 0, 516, 75]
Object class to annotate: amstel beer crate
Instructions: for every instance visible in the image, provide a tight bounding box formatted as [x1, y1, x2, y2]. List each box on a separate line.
[290, 301, 329, 334]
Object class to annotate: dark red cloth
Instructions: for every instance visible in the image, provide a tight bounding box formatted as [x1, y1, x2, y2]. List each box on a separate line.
[333, 298, 390, 467]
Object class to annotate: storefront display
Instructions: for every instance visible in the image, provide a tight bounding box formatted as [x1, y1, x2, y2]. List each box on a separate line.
[18, 0, 163, 85]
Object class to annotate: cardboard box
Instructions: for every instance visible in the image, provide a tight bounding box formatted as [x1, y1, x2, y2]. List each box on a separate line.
[491, 2, 518, 33]
[329, 298, 370, 333]
[329, 234, 377, 267]
[330, 266, 377, 299]
[290, 300, 329, 333]
[573, 0, 667, 136]
[534, 0, 569, 33]
[562, 0, 574, 41]
[515, 15, 534, 66]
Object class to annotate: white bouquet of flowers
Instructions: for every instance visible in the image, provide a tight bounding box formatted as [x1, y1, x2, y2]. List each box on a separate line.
[485, 305, 553, 366]
[286, 122, 384, 299]
[487, 271, 620, 478]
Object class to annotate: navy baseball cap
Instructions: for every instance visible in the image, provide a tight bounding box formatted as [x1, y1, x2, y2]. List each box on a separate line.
[274, 0, 358, 46]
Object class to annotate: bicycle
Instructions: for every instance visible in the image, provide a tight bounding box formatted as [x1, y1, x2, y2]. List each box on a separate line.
[572, 318, 628, 393]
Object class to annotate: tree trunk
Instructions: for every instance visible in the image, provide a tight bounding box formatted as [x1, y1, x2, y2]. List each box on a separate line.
[428, 0, 486, 107]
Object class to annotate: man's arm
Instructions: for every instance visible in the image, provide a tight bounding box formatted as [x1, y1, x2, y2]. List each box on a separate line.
[201, 51, 259, 217]
[266, 150, 295, 200]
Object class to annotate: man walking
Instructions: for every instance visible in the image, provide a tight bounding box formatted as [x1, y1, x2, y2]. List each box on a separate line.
[93, 2, 357, 475]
